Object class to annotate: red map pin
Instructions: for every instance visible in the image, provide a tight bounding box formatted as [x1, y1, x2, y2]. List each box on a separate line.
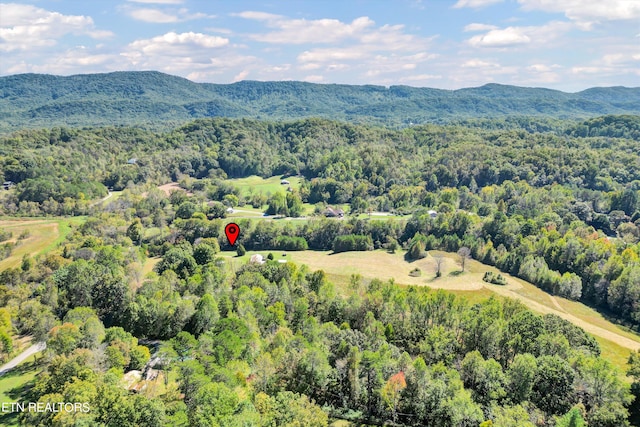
[225, 223, 240, 246]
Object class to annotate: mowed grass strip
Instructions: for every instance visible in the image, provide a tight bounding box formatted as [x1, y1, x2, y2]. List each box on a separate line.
[0, 217, 84, 270]
[0, 354, 40, 427]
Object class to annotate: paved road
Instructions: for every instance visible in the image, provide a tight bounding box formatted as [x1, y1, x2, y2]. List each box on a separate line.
[0, 342, 46, 377]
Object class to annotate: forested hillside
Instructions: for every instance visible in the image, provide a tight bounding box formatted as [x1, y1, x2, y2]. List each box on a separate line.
[1, 115, 640, 426]
[1, 71, 639, 131]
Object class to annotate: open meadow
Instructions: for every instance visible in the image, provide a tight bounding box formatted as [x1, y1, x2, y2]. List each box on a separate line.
[0, 217, 84, 270]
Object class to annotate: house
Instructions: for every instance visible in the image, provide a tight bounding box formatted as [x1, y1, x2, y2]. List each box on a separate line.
[280, 179, 290, 185]
[3, 181, 14, 190]
[324, 207, 345, 218]
[427, 210, 438, 218]
[127, 158, 138, 165]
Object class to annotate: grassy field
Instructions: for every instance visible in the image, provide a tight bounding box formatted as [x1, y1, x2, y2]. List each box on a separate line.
[226, 175, 302, 197]
[220, 248, 640, 373]
[0, 354, 40, 427]
[0, 217, 85, 270]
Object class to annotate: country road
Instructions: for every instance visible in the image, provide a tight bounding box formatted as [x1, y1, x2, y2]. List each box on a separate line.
[90, 191, 112, 207]
[0, 342, 46, 377]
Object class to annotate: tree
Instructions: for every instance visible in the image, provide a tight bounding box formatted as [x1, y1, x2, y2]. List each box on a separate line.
[532, 356, 575, 415]
[189, 294, 219, 336]
[458, 246, 472, 272]
[507, 353, 537, 403]
[126, 219, 143, 245]
[193, 243, 217, 265]
[433, 253, 445, 278]
[176, 201, 197, 219]
[237, 244, 246, 257]
[381, 371, 407, 423]
[172, 331, 198, 361]
[47, 323, 82, 356]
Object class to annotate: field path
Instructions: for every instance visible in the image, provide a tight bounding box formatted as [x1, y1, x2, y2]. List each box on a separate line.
[0, 342, 45, 377]
[282, 250, 640, 353]
[486, 284, 640, 351]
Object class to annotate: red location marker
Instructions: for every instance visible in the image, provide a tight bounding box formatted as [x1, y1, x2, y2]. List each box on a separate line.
[225, 223, 240, 246]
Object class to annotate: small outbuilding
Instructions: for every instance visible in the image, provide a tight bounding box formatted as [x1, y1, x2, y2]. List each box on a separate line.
[324, 206, 345, 218]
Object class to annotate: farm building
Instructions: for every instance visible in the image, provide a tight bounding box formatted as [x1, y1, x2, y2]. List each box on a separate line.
[324, 207, 345, 218]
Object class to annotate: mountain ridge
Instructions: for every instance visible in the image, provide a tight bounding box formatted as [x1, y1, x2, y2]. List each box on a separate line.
[1, 71, 639, 131]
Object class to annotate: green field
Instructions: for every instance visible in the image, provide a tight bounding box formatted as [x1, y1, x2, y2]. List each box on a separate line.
[0, 217, 85, 270]
[220, 248, 640, 373]
[226, 175, 302, 197]
[0, 355, 40, 427]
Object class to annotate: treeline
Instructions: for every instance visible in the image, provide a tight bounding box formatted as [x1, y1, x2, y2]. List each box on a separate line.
[0, 208, 636, 426]
[1, 116, 639, 218]
[84, 176, 640, 331]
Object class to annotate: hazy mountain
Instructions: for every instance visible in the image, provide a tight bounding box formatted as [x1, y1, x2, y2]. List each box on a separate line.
[1, 71, 639, 131]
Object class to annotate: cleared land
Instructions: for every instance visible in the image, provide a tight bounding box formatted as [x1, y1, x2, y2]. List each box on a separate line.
[222, 248, 640, 372]
[0, 217, 84, 270]
[226, 175, 302, 197]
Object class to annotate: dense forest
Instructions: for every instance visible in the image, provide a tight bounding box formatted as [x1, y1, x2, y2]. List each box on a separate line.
[0, 113, 639, 426]
[1, 72, 640, 131]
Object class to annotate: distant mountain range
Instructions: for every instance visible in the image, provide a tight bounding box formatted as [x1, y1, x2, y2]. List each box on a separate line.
[1, 71, 639, 131]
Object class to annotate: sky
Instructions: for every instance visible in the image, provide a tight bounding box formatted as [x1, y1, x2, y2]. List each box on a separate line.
[0, 0, 639, 91]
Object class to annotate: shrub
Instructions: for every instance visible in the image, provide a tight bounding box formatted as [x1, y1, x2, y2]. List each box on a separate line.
[409, 267, 422, 277]
[483, 271, 507, 285]
[237, 244, 246, 257]
[333, 235, 374, 253]
[275, 236, 309, 251]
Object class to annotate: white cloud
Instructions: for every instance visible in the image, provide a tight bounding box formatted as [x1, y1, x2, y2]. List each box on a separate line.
[453, 0, 504, 8]
[571, 66, 606, 74]
[120, 31, 261, 82]
[0, 3, 112, 52]
[468, 27, 531, 47]
[298, 63, 321, 71]
[303, 75, 324, 82]
[527, 63, 558, 72]
[126, 32, 228, 56]
[327, 63, 349, 71]
[125, 7, 212, 23]
[237, 13, 375, 45]
[462, 59, 500, 68]
[467, 21, 573, 48]
[232, 70, 249, 82]
[518, 0, 640, 25]
[233, 11, 283, 21]
[4, 46, 120, 75]
[464, 23, 499, 32]
[298, 47, 370, 63]
[129, 8, 179, 23]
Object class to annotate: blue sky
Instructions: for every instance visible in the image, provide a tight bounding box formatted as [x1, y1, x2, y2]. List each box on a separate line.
[0, 0, 638, 91]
